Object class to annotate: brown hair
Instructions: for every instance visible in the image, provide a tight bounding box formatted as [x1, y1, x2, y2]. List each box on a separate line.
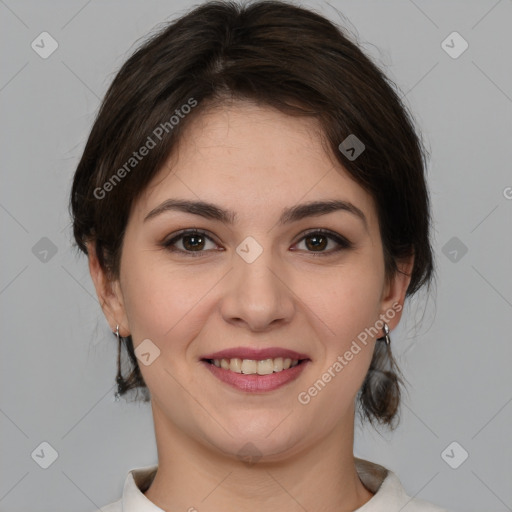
[70, 0, 435, 429]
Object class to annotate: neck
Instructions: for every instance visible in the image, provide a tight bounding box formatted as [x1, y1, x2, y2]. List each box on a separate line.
[143, 401, 374, 512]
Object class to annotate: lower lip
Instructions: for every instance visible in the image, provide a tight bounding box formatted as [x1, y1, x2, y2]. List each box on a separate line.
[202, 360, 310, 392]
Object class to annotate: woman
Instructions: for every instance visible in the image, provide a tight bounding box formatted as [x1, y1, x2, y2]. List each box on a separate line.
[70, 1, 450, 510]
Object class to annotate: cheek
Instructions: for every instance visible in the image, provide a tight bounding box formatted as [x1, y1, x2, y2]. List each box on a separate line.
[299, 259, 382, 396]
[120, 251, 218, 346]
[298, 274, 380, 418]
[304, 260, 383, 343]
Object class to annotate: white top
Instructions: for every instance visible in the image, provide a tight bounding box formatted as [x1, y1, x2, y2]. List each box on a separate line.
[96, 458, 451, 511]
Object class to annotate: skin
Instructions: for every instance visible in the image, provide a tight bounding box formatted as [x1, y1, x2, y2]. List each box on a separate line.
[88, 100, 413, 512]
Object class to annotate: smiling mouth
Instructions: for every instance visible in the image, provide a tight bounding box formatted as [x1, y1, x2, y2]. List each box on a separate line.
[203, 357, 309, 375]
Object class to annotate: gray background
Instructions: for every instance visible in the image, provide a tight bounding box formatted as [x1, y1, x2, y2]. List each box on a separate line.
[1, 0, 511, 511]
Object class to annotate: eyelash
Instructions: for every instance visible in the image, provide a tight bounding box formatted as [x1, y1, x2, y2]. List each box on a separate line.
[161, 228, 353, 257]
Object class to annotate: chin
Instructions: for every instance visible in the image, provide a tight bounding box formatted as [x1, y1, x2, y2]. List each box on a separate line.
[199, 419, 307, 464]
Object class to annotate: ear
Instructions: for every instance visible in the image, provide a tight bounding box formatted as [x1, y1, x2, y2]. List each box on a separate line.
[86, 240, 130, 337]
[379, 253, 415, 331]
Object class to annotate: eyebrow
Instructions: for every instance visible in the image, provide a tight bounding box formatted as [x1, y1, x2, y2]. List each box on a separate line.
[143, 198, 368, 231]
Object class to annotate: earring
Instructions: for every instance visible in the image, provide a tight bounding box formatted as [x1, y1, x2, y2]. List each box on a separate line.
[378, 322, 391, 346]
[114, 324, 123, 401]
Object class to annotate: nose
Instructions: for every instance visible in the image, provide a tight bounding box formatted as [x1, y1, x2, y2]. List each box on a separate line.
[220, 244, 296, 332]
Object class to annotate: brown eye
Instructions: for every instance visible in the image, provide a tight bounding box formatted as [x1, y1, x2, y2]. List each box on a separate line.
[293, 229, 352, 255]
[163, 229, 218, 256]
[304, 233, 328, 251]
[182, 233, 206, 251]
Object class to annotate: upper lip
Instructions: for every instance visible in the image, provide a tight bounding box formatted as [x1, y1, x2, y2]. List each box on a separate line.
[201, 347, 311, 361]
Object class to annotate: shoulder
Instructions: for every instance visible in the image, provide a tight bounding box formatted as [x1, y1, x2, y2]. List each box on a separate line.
[376, 471, 452, 511]
[354, 458, 452, 512]
[88, 464, 159, 512]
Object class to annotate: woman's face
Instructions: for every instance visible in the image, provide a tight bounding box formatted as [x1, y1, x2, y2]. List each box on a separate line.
[94, 100, 411, 460]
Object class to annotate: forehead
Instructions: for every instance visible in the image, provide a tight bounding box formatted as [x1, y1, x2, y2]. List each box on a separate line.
[133, 101, 377, 229]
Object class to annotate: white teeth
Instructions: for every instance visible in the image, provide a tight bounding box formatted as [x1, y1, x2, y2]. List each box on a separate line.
[230, 358, 242, 373]
[256, 359, 274, 375]
[240, 359, 257, 374]
[210, 357, 301, 374]
[273, 357, 284, 372]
